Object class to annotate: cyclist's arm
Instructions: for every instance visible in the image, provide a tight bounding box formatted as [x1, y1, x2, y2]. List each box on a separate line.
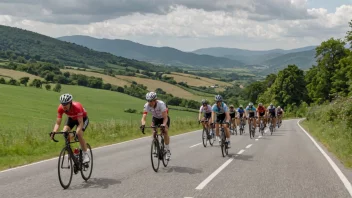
[53, 118, 62, 132]
[210, 111, 215, 124]
[162, 111, 168, 126]
[76, 116, 84, 133]
[141, 112, 147, 126]
[225, 112, 230, 123]
[198, 111, 202, 121]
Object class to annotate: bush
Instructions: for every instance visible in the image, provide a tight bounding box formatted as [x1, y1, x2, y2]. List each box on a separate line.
[53, 83, 61, 92]
[124, 108, 137, 113]
[45, 84, 51, 91]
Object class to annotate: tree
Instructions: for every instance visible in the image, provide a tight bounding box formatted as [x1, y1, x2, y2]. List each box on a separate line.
[19, 77, 30, 86]
[53, 83, 61, 92]
[270, 65, 307, 108]
[244, 81, 265, 103]
[30, 79, 42, 88]
[7, 79, 19, 86]
[63, 72, 70, 78]
[0, 78, 5, 84]
[103, 83, 112, 90]
[44, 72, 55, 82]
[45, 84, 51, 90]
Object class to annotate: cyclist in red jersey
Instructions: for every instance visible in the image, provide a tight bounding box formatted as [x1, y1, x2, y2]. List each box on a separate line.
[51, 93, 90, 163]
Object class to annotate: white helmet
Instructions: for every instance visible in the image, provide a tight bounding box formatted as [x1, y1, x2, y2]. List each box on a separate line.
[215, 95, 223, 102]
[60, 93, 73, 104]
[146, 92, 157, 101]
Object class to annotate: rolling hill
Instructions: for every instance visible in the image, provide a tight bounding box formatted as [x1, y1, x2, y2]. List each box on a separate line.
[57, 35, 245, 68]
[0, 25, 169, 72]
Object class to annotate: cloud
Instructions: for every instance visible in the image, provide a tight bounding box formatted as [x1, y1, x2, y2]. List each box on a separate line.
[0, 0, 313, 24]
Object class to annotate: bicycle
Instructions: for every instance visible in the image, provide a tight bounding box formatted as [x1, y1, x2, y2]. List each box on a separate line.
[239, 117, 245, 135]
[258, 117, 265, 136]
[200, 120, 215, 147]
[230, 118, 237, 135]
[141, 125, 169, 172]
[268, 116, 275, 135]
[277, 115, 282, 128]
[248, 117, 256, 139]
[215, 121, 230, 157]
[49, 131, 93, 189]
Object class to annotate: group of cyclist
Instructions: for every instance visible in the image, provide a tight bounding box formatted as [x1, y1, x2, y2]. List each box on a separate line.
[51, 91, 284, 163]
[198, 95, 285, 146]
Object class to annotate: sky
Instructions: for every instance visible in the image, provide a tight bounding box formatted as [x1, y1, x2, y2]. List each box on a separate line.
[0, 0, 351, 51]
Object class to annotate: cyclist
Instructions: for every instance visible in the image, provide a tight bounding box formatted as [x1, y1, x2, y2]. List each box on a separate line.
[229, 105, 237, 133]
[236, 105, 246, 128]
[267, 103, 277, 128]
[198, 99, 212, 130]
[246, 102, 257, 131]
[140, 92, 171, 160]
[277, 106, 284, 126]
[257, 103, 267, 128]
[210, 95, 231, 148]
[51, 93, 90, 163]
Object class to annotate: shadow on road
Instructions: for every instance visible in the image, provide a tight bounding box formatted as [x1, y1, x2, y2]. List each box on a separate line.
[69, 177, 121, 190]
[164, 166, 202, 174]
[227, 154, 254, 161]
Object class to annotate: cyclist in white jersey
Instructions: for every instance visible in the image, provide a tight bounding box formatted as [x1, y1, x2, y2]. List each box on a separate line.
[198, 99, 212, 129]
[140, 92, 171, 160]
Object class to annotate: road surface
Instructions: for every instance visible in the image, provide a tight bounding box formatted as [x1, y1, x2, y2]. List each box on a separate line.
[1, 119, 352, 198]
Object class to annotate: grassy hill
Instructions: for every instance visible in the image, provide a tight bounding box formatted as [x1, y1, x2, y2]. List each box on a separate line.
[0, 84, 199, 170]
[0, 68, 43, 82]
[0, 25, 171, 72]
[58, 35, 245, 68]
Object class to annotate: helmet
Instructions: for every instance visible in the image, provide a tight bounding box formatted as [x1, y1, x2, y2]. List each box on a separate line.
[249, 102, 253, 106]
[259, 103, 263, 106]
[230, 105, 234, 108]
[239, 105, 243, 108]
[146, 92, 157, 101]
[270, 103, 273, 107]
[201, 99, 208, 104]
[60, 93, 73, 104]
[215, 95, 223, 102]
[278, 106, 281, 108]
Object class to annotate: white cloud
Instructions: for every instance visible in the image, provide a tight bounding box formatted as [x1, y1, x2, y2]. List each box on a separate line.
[0, 2, 351, 51]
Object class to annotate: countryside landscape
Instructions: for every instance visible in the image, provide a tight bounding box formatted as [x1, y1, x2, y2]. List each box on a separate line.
[1, 1, 352, 196]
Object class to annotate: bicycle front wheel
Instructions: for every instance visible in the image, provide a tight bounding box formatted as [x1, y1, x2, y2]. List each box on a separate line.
[81, 143, 93, 181]
[202, 128, 207, 147]
[209, 127, 215, 146]
[151, 139, 160, 172]
[58, 147, 73, 189]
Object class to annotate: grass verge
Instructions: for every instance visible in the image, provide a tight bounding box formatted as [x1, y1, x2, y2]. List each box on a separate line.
[0, 117, 201, 171]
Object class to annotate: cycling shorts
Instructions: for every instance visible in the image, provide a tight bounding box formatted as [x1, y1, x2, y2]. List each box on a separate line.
[65, 116, 89, 131]
[152, 116, 170, 128]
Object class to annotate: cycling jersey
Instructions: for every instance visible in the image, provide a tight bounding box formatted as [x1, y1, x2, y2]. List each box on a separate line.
[199, 105, 212, 114]
[246, 106, 256, 117]
[277, 108, 283, 115]
[143, 100, 168, 119]
[257, 106, 266, 113]
[212, 102, 228, 115]
[268, 106, 276, 117]
[237, 108, 245, 114]
[57, 101, 87, 120]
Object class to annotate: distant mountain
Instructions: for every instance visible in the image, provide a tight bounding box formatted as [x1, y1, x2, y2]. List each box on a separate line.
[260, 49, 317, 74]
[0, 25, 165, 71]
[58, 35, 245, 68]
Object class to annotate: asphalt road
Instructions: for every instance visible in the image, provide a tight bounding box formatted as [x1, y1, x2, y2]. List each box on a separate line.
[1, 119, 352, 198]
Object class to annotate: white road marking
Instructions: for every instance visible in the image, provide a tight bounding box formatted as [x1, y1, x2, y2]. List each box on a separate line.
[195, 158, 233, 190]
[190, 143, 202, 148]
[255, 139, 259, 141]
[297, 119, 352, 197]
[0, 129, 202, 174]
[258, 135, 262, 138]
[237, 149, 245, 154]
[246, 144, 252, 149]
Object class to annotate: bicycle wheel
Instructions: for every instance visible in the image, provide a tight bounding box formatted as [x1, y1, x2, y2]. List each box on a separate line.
[202, 128, 207, 147]
[209, 127, 215, 146]
[81, 143, 93, 181]
[151, 139, 160, 172]
[160, 138, 169, 168]
[58, 147, 73, 189]
[249, 122, 253, 139]
[221, 130, 226, 157]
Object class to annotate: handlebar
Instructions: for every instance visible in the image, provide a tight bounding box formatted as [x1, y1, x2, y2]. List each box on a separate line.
[49, 131, 76, 142]
[140, 125, 165, 134]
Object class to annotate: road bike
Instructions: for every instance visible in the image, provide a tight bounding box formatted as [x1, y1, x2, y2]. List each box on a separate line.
[259, 117, 265, 136]
[141, 125, 169, 172]
[229, 118, 237, 135]
[239, 117, 245, 135]
[201, 120, 215, 147]
[218, 121, 230, 157]
[49, 131, 93, 189]
[248, 117, 256, 139]
[268, 116, 275, 135]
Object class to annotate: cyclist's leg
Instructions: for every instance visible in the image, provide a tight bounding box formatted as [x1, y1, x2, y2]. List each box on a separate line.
[201, 116, 206, 128]
[76, 117, 89, 151]
[225, 118, 230, 138]
[164, 116, 171, 145]
[64, 117, 76, 142]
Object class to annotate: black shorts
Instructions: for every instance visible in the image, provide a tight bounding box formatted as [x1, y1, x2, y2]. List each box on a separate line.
[259, 112, 265, 117]
[249, 112, 255, 118]
[152, 116, 170, 128]
[204, 112, 211, 120]
[269, 112, 276, 118]
[230, 113, 235, 119]
[239, 113, 244, 118]
[65, 116, 89, 131]
[216, 114, 227, 124]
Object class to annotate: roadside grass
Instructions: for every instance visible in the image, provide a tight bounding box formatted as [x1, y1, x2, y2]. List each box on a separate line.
[300, 97, 352, 169]
[0, 84, 200, 170]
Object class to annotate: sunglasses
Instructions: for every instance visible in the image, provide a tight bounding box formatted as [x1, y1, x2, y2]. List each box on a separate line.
[61, 102, 70, 106]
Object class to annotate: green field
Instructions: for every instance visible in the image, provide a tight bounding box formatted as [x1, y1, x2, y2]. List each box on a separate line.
[0, 84, 199, 170]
